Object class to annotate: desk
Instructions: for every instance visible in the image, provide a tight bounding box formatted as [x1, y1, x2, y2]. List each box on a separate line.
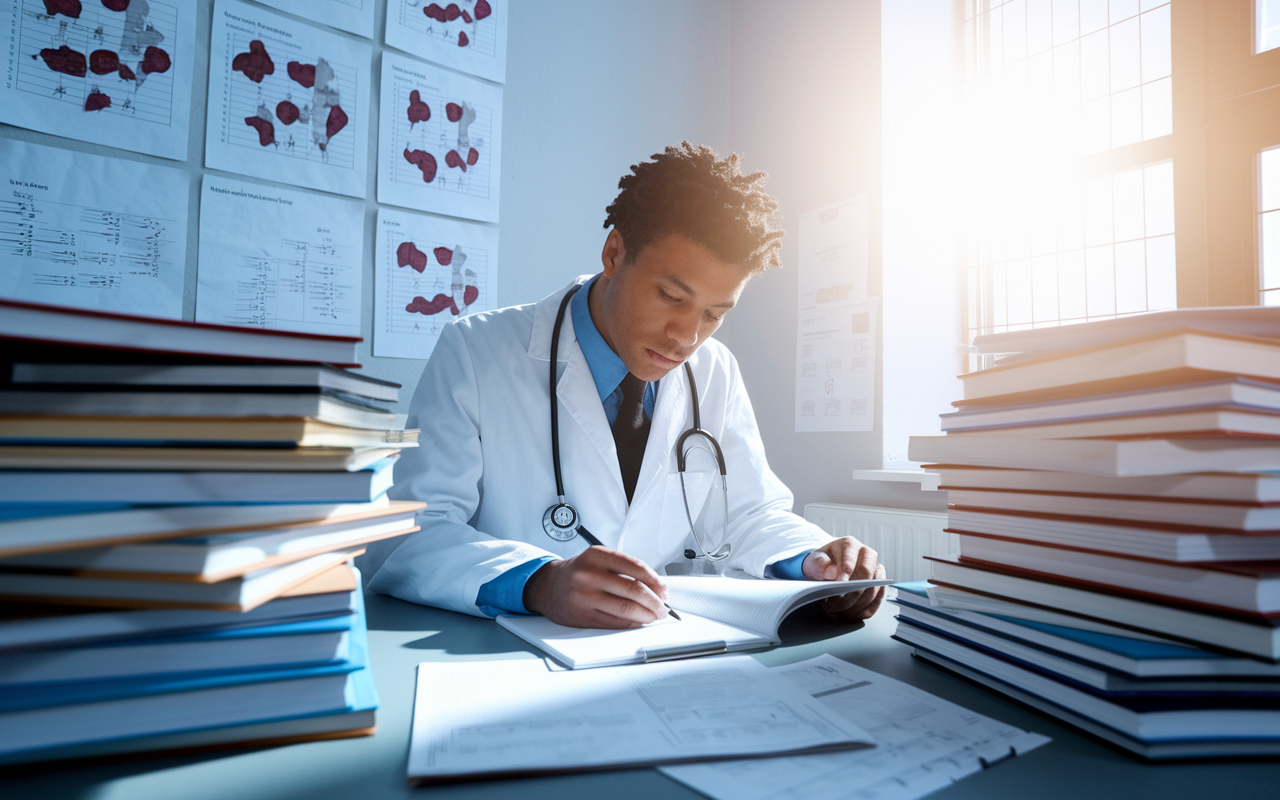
[3, 593, 1278, 799]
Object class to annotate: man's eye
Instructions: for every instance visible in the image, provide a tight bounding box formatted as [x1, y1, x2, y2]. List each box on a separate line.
[660, 290, 680, 302]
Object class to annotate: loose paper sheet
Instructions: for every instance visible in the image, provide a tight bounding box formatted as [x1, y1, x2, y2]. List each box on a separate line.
[195, 175, 363, 337]
[0, 139, 187, 318]
[384, 0, 507, 83]
[798, 195, 869, 311]
[795, 299, 877, 433]
[254, 0, 375, 40]
[377, 50, 503, 222]
[660, 654, 1050, 800]
[373, 207, 496, 360]
[205, 0, 372, 198]
[0, 0, 195, 161]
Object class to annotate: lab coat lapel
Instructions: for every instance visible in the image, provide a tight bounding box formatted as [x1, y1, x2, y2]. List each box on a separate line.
[528, 275, 593, 363]
[630, 364, 687, 510]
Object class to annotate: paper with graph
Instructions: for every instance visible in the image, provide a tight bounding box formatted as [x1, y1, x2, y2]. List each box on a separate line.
[196, 175, 363, 337]
[377, 51, 502, 222]
[205, 0, 371, 198]
[374, 206, 497, 359]
[254, 0, 374, 39]
[384, 0, 506, 83]
[0, 0, 195, 160]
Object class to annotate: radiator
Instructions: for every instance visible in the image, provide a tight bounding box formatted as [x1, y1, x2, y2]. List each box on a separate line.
[802, 503, 956, 583]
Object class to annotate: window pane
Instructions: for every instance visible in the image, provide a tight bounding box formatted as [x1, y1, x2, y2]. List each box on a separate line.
[1113, 168, 1145, 242]
[1111, 86, 1143, 148]
[1261, 148, 1280, 213]
[1146, 234, 1177, 310]
[1032, 255, 1059, 321]
[1054, 0, 1081, 45]
[1058, 250, 1088, 319]
[1142, 77, 1173, 139]
[1006, 259, 1034, 324]
[1080, 30, 1111, 101]
[1265, 289, 1280, 306]
[1144, 161, 1175, 237]
[1056, 181, 1086, 252]
[1259, 0, 1280, 54]
[1140, 4, 1172, 82]
[991, 6, 1005, 67]
[1081, 96, 1112, 153]
[1054, 41, 1082, 105]
[1109, 16, 1141, 92]
[1262, 210, 1280, 290]
[1114, 239, 1147, 313]
[1086, 245, 1117, 316]
[1005, 0, 1027, 63]
[1084, 176, 1114, 247]
[993, 262, 1009, 325]
[1027, 0, 1053, 54]
[1081, 0, 1110, 35]
[1110, 0, 1140, 24]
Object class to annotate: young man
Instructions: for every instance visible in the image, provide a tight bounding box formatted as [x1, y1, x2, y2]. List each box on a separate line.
[363, 143, 886, 628]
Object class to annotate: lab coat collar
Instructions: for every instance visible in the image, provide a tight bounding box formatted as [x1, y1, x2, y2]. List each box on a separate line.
[528, 275, 595, 362]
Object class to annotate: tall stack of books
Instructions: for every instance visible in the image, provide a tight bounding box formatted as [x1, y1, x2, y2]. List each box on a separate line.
[901, 307, 1280, 760]
[0, 299, 424, 765]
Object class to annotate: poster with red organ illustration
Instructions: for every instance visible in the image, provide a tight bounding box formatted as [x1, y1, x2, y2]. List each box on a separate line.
[377, 51, 502, 222]
[0, 0, 194, 161]
[374, 207, 497, 360]
[385, 0, 506, 84]
[205, 0, 371, 199]
[253, 0, 374, 40]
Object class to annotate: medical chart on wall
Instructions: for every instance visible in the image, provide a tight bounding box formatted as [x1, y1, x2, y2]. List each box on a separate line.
[384, 0, 507, 84]
[377, 51, 503, 222]
[795, 299, 877, 433]
[0, 139, 187, 318]
[0, 0, 195, 161]
[798, 195, 869, 311]
[195, 175, 363, 337]
[374, 206, 497, 360]
[205, 0, 371, 199]
[254, 0, 374, 40]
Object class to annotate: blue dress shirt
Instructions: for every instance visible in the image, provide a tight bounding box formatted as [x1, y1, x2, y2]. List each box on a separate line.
[475, 277, 810, 617]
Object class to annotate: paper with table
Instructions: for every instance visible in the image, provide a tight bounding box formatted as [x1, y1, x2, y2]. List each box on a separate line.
[497, 574, 895, 669]
[660, 653, 1050, 800]
[407, 654, 875, 785]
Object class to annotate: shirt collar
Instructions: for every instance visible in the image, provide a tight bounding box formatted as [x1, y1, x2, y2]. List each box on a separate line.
[571, 274, 630, 404]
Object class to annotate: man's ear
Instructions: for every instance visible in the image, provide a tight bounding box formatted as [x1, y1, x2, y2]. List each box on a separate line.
[600, 229, 627, 278]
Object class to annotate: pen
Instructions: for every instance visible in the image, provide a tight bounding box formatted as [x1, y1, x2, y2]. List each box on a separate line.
[578, 525, 679, 620]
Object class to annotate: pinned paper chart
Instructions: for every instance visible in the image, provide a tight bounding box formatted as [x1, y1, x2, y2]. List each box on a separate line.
[196, 175, 364, 337]
[205, 0, 371, 199]
[0, 139, 187, 318]
[254, 0, 374, 39]
[384, 0, 507, 83]
[795, 299, 877, 433]
[377, 51, 503, 223]
[0, 0, 195, 161]
[374, 207, 497, 359]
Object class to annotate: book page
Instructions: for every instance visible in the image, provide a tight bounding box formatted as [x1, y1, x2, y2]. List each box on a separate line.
[666, 575, 895, 638]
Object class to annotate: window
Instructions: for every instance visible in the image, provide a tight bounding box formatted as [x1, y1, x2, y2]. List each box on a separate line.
[1259, 0, 1280, 53]
[1261, 147, 1280, 304]
[962, 0, 1175, 369]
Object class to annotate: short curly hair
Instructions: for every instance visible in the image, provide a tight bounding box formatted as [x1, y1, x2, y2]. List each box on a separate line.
[603, 142, 784, 274]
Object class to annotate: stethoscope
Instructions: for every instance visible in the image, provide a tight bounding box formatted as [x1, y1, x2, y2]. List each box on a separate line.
[542, 283, 732, 562]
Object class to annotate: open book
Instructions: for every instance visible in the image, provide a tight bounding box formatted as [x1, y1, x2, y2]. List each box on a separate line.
[496, 574, 894, 669]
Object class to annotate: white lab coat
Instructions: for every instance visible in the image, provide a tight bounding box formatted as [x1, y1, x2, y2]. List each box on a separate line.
[361, 276, 834, 617]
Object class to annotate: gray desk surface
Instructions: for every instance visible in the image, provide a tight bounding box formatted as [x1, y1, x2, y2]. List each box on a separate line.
[3, 592, 1279, 799]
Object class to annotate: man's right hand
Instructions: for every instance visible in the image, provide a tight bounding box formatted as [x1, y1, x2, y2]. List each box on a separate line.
[522, 546, 669, 629]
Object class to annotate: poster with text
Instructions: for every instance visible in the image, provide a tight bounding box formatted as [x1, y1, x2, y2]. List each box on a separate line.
[798, 195, 869, 311]
[384, 0, 506, 83]
[795, 299, 877, 433]
[377, 51, 502, 222]
[255, 0, 374, 39]
[205, 0, 371, 198]
[0, 0, 195, 160]
[374, 206, 497, 360]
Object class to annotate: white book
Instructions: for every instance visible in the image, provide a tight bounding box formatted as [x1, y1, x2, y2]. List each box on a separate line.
[947, 488, 1280, 531]
[0, 445, 400, 472]
[407, 655, 874, 785]
[927, 558, 1280, 659]
[909, 434, 1280, 477]
[946, 508, 1280, 562]
[931, 466, 1280, 503]
[946, 408, 1280, 440]
[496, 574, 893, 669]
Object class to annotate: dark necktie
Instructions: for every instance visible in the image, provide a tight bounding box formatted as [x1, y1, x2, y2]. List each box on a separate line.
[612, 373, 651, 504]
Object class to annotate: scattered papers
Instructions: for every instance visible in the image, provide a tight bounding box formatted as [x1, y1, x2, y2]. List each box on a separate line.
[374, 207, 497, 359]
[0, 0, 195, 160]
[384, 0, 507, 83]
[661, 654, 1050, 800]
[196, 175, 363, 337]
[206, 0, 372, 198]
[0, 140, 187, 318]
[377, 51, 503, 222]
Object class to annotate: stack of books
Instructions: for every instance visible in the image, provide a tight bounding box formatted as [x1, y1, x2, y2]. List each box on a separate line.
[0, 299, 424, 765]
[902, 307, 1280, 760]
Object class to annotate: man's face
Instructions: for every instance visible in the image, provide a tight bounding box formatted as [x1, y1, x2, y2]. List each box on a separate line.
[590, 230, 750, 382]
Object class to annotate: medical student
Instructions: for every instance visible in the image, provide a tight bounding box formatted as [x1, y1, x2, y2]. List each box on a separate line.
[362, 142, 887, 629]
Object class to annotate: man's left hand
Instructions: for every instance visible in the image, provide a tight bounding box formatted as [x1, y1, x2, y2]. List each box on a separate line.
[801, 537, 887, 621]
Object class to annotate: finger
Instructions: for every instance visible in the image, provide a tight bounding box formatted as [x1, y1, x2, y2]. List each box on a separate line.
[834, 543, 859, 581]
[592, 583, 664, 624]
[600, 574, 667, 621]
[828, 585, 887, 621]
[587, 547, 669, 600]
[803, 550, 832, 581]
[578, 607, 647, 630]
[851, 545, 878, 581]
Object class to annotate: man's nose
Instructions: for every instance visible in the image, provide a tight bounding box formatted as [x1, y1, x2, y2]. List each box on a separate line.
[667, 310, 700, 347]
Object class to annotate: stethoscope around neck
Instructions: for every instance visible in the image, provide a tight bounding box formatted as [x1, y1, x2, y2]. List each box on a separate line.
[542, 283, 732, 562]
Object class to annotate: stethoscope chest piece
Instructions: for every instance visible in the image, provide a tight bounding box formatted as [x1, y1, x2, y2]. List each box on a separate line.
[542, 502, 580, 542]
